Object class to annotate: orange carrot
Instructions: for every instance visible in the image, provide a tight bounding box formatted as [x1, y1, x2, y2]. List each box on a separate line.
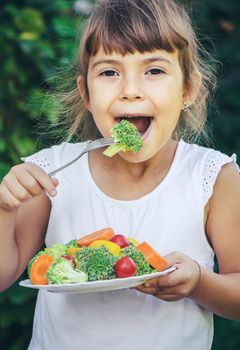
[30, 254, 54, 285]
[77, 227, 115, 247]
[136, 242, 168, 271]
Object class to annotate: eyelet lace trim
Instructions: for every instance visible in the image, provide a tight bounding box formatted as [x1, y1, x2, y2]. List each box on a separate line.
[21, 149, 53, 173]
[203, 151, 238, 205]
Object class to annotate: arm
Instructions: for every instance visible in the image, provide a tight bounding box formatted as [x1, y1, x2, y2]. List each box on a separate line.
[0, 163, 58, 292]
[136, 162, 240, 320]
[190, 162, 240, 319]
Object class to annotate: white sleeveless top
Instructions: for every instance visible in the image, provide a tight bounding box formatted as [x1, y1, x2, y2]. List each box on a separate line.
[22, 140, 237, 350]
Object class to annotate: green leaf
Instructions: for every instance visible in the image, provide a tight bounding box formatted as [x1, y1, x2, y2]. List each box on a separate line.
[52, 17, 76, 37]
[13, 8, 45, 35]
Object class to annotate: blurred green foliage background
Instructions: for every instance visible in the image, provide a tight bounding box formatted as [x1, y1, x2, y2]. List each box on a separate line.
[0, 0, 239, 349]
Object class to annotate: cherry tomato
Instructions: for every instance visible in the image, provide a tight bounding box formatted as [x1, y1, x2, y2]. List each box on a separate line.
[111, 234, 130, 248]
[115, 257, 137, 278]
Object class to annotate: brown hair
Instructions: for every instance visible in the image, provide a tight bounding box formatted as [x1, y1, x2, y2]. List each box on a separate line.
[55, 0, 216, 143]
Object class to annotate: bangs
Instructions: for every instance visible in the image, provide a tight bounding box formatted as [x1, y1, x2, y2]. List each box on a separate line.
[83, 0, 188, 59]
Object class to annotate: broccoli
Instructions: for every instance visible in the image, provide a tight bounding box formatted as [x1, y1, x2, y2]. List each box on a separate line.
[46, 257, 88, 284]
[44, 243, 67, 259]
[75, 246, 117, 281]
[103, 119, 143, 157]
[65, 239, 79, 248]
[120, 246, 156, 276]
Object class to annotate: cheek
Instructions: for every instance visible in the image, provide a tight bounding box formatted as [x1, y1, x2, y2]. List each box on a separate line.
[87, 84, 110, 112]
[155, 80, 183, 110]
[87, 78, 101, 111]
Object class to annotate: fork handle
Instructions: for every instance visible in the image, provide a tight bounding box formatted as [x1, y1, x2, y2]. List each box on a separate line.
[48, 137, 114, 177]
[48, 149, 86, 176]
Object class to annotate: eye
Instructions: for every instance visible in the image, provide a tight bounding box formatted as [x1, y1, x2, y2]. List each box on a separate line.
[146, 68, 165, 75]
[100, 70, 119, 77]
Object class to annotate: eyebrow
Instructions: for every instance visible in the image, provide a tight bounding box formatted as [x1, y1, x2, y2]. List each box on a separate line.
[91, 55, 172, 69]
[143, 56, 172, 65]
[91, 59, 120, 70]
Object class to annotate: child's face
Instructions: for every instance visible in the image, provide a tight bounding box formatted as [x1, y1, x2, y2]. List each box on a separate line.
[84, 47, 186, 162]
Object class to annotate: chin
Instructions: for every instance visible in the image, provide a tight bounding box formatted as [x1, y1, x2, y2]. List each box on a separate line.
[118, 148, 152, 163]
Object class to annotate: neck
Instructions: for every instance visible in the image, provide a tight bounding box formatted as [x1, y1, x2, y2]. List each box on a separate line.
[88, 139, 179, 201]
[103, 138, 178, 178]
[90, 139, 177, 179]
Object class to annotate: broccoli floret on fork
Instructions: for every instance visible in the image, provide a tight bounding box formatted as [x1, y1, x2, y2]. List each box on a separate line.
[103, 119, 143, 157]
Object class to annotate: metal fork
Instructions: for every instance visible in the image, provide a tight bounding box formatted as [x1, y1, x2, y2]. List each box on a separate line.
[48, 137, 114, 176]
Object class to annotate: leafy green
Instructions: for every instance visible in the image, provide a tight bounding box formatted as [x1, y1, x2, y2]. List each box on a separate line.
[75, 246, 117, 281]
[27, 241, 78, 278]
[44, 243, 67, 259]
[103, 119, 143, 157]
[46, 258, 88, 284]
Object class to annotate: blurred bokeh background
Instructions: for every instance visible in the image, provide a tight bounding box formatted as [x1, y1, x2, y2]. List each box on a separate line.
[0, 0, 239, 349]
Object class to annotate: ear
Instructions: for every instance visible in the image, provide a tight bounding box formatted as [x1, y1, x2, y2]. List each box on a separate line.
[182, 69, 202, 109]
[77, 76, 90, 110]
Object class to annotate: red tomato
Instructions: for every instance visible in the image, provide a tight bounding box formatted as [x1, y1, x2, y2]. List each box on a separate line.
[115, 257, 137, 278]
[61, 255, 76, 267]
[111, 234, 130, 248]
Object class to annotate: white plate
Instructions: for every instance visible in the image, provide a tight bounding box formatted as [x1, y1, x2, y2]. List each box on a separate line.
[19, 266, 176, 294]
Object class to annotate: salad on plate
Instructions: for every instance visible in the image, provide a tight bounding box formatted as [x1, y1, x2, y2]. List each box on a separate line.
[20, 227, 174, 293]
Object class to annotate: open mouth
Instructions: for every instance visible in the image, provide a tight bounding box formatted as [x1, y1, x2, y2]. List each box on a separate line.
[115, 115, 152, 135]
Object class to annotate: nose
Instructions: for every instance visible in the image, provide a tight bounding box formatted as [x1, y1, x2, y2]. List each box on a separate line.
[119, 75, 144, 101]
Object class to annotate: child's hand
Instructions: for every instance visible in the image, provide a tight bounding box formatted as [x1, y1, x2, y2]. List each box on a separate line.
[0, 163, 58, 211]
[135, 252, 201, 301]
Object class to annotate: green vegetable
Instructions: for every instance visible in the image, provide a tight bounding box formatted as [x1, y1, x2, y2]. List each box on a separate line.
[27, 241, 77, 278]
[44, 243, 67, 259]
[103, 119, 143, 157]
[65, 239, 79, 248]
[46, 257, 88, 284]
[75, 246, 117, 281]
[120, 246, 156, 275]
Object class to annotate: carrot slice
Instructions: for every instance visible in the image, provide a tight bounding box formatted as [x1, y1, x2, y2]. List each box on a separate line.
[30, 254, 54, 285]
[136, 242, 168, 271]
[77, 227, 115, 247]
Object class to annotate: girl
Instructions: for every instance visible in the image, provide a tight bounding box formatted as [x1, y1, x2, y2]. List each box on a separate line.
[0, 0, 240, 349]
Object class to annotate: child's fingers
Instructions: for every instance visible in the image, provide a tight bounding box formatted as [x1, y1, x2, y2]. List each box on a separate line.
[0, 163, 58, 211]
[15, 170, 46, 197]
[13, 163, 57, 197]
[135, 282, 180, 298]
[3, 175, 33, 203]
[0, 183, 22, 210]
[27, 165, 57, 196]
[50, 177, 59, 187]
[134, 284, 157, 295]
[135, 280, 187, 301]
[146, 270, 181, 288]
